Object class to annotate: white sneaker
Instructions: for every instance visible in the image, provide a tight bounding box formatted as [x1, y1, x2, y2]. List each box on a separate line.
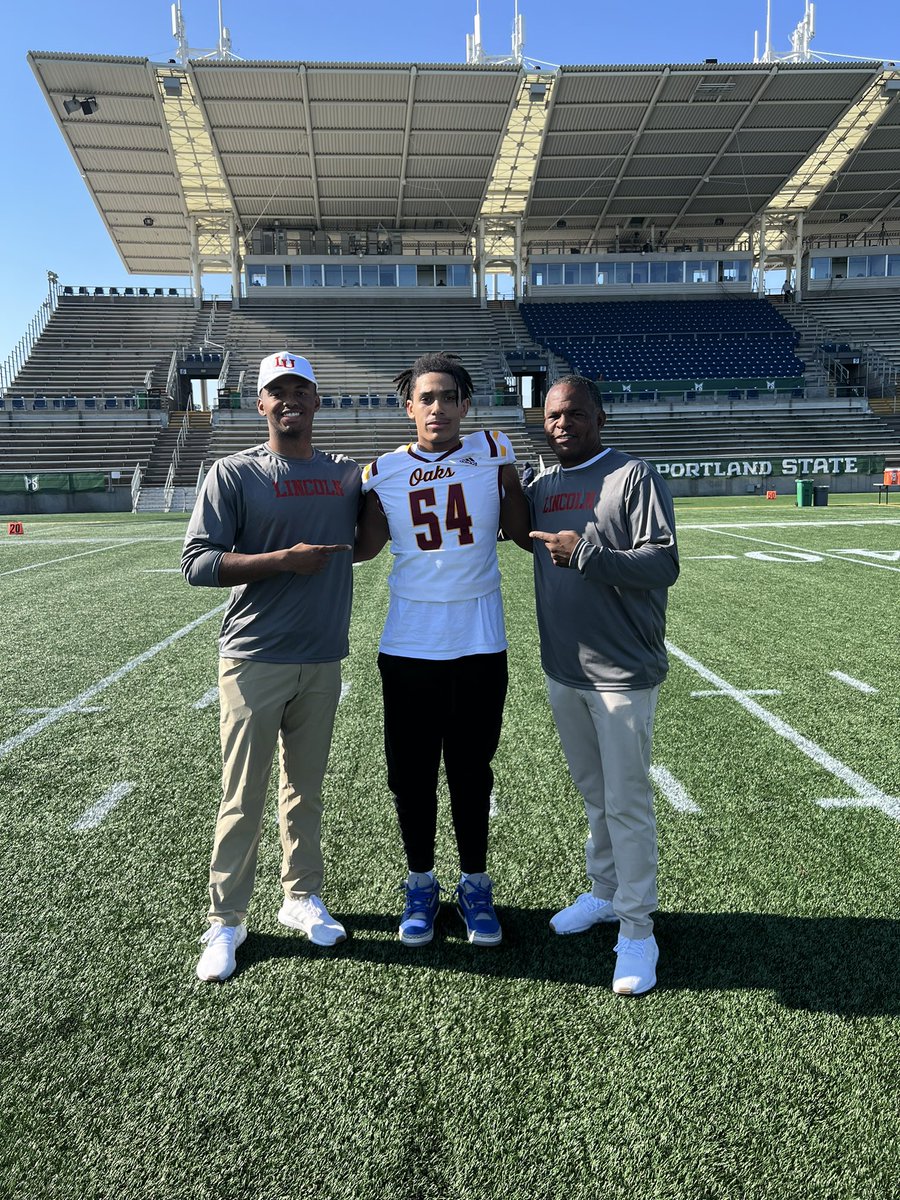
[196, 922, 247, 982]
[550, 892, 617, 935]
[278, 894, 346, 946]
[612, 934, 659, 995]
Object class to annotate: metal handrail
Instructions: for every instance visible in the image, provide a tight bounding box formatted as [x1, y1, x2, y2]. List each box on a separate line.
[0, 284, 58, 396]
[131, 463, 144, 512]
[165, 348, 178, 401]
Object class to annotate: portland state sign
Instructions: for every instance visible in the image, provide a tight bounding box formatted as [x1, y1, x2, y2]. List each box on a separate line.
[651, 455, 884, 479]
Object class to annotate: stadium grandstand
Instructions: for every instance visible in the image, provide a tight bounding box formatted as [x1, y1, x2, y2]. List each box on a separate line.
[2, 2, 900, 513]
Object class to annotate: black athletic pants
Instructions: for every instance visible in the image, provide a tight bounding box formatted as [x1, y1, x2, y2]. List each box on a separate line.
[377, 650, 509, 875]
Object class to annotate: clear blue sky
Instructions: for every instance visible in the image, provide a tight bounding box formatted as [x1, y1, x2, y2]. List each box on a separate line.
[2, 0, 896, 361]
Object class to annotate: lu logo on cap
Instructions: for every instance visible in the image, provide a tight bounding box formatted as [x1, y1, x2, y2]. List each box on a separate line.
[257, 350, 317, 394]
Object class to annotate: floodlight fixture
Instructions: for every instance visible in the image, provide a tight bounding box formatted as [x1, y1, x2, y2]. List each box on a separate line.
[143, 217, 155, 227]
[839, 211, 849, 221]
[63, 96, 81, 114]
[529, 83, 547, 102]
[80, 97, 98, 115]
[714, 216, 725, 226]
[162, 76, 183, 98]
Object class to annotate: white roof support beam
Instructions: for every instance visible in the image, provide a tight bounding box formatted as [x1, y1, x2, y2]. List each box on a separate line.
[395, 66, 418, 228]
[583, 68, 670, 253]
[298, 64, 322, 229]
[855, 190, 900, 237]
[664, 66, 779, 243]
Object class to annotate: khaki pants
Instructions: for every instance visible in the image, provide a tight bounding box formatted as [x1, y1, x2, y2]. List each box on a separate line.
[546, 677, 660, 939]
[207, 657, 342, 926]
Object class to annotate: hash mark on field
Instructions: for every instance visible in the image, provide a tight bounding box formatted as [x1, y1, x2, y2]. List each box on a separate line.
[829, 671, 878, 694]
[691, 689, 781, 698]
[649, 766, 700, 813]
[0, 604, 227, 761]
[193, 687, 219, 710]
[71, 782, 135, 832]
[489, 790, 498, 817]
[667, 640, 900, 821]
[339, 680, 351, 703]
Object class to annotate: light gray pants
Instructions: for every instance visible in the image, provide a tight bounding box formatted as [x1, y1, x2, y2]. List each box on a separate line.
[207, 657, 342, 927]
[546, 677, 660, 939]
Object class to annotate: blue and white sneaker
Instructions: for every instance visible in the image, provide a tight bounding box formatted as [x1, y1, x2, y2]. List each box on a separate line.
[455, 873, 502, 946]
[398, 873, 441, 946]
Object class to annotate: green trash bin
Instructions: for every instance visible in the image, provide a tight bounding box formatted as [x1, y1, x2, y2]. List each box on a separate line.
[796, 479, 814, 507]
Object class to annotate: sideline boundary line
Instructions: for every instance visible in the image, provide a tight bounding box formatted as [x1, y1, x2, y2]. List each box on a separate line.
[0, 604, 227, 761]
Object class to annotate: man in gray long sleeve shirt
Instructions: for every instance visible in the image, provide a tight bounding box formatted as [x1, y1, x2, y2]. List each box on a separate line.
[527, 375, 678, 996]
[182, 350, 361, 982]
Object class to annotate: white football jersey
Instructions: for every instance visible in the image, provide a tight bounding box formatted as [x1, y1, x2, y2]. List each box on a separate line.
[362, 430, 515, 601]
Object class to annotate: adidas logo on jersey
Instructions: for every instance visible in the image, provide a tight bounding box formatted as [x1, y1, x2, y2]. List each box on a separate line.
[457, 456, 478, 466]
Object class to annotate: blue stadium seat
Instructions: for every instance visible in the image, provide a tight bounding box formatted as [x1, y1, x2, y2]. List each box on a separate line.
[84, 397, 97, 410]
[340, 396, 353, 408]
[370, 395, 380, 407]
[12, 398, 26, 410]
[63, 396, 77, 409]
[358, 395, 370, 407]
[321, 396, 335, 408]
[104, 397, 119, 409]
[386, 394, 399, 407]
[33, 397, 48, 410]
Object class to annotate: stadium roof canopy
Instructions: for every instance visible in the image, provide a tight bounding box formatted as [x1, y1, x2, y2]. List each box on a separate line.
[28, 52, 897, 275]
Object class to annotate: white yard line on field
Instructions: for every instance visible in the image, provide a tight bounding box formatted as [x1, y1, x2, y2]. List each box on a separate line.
[0, 603, 227, 761]
[19, 705, 104, 714]
[193, 687, 219, 710]
[339, 680, 352, 703]
[0, 536, 184, 547]
[0, 542, 142, 577]
[649, 765, 700, 813]
[679, 519, 900, 530]
[684, 554, 738, 560]
[143, 568, 181, 573]
[828, 671, 878, 694]
[691, 689, 781, 698]
[692, 528, 900, 573]
[667, 640, 899, 820]
[71, 782, 135, 832]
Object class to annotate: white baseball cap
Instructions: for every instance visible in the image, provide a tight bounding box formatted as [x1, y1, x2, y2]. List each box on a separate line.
[257, 351, 317, 394]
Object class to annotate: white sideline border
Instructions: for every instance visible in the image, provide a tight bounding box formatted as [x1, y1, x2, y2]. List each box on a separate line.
[0, 603, 227, 761]
[667, 640, 900, 820]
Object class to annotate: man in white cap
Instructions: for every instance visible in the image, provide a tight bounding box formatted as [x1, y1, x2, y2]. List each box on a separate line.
[182, 351, 362, 981]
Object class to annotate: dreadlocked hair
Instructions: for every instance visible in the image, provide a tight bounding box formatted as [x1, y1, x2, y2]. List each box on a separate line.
[392, 352, 474, 405]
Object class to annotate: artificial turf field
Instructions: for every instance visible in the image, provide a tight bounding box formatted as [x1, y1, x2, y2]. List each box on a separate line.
[1, 494, 898, 1200]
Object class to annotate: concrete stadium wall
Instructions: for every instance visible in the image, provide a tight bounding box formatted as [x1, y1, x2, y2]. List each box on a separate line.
[0, 489, 133, 517]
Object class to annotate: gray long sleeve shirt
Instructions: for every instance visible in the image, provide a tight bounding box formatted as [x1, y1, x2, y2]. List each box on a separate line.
[182, 444, 362, 663]
[527, 447, 679, 690]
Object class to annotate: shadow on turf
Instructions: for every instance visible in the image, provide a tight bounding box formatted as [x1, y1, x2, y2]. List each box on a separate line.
[238, 905, 900, 1014]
